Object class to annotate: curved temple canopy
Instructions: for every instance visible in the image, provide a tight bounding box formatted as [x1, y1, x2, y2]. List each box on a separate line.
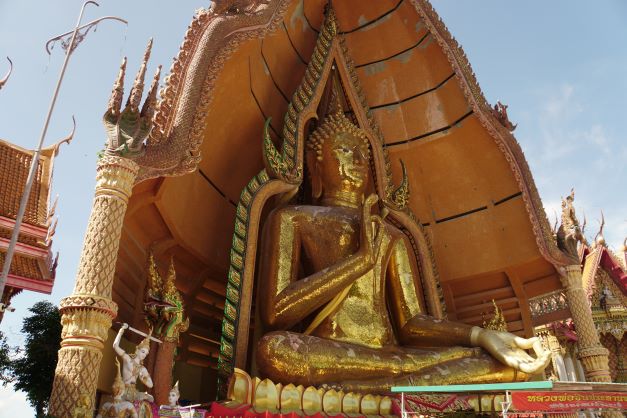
[112, 0, 566, 388]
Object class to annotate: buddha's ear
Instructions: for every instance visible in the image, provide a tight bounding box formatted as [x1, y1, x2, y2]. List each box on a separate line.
[306, 151, 323, 199]
[311, 172, 323, 199]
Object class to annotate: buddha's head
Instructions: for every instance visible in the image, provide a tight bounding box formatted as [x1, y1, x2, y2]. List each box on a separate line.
[306, 112, 371, 205]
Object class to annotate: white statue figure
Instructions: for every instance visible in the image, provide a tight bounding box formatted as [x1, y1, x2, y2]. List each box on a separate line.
[168, 381, 180, 407]
[96, 359, 139, 418]
[113, 323, 154, 402]
[159, 381, 181, 413]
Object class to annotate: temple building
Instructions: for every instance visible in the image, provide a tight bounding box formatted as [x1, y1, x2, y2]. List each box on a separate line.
[532, 227, 626, 384]
[0, 139, 60, 322]
[45, 1, 626, 417]
[0, 58, 61, 322]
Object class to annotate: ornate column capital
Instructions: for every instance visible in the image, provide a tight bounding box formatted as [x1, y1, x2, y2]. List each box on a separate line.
[94, 155, 140, 200]
[559, 264, 583, 288]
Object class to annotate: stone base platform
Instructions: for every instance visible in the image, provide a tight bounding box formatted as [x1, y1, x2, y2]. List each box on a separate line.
[226, 368, 394, 416]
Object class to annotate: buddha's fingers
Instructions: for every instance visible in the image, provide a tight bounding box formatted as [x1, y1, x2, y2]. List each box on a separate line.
[531, 339, 546, 357]
[364, 193, 378, 212]
[502, 354, 522, 371]
[519, 351, 551, 374]
[362, 194, 379, 244]
[370, 215, 386, 253]
[513, 336, 538, 350]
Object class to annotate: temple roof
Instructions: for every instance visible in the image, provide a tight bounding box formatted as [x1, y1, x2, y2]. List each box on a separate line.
[0, 139, 58, 296]
[579, 244, 627, 342]
[115, 0, 571, 367]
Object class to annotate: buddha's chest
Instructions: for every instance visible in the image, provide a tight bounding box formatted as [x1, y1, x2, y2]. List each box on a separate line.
[299, 212, 360, 271]
[297, 211, 396, 347]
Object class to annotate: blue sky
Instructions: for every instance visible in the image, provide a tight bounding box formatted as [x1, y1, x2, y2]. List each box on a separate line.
[0, 1, 626, 416]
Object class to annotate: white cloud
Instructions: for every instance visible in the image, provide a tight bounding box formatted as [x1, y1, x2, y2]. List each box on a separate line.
[542, 84, 579, 119]
[534, 83, 583, 161]
[0, 385, 34, 417]
[583, 124, 610, 154]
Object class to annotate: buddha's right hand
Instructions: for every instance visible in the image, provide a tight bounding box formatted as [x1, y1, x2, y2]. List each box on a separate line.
[359, 193, 385, 266]
[472, 327, 551, 374]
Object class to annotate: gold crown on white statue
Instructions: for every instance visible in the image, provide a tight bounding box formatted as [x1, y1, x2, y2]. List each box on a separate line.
[171, 381, 180, 397]
[137, 332, 151, 352]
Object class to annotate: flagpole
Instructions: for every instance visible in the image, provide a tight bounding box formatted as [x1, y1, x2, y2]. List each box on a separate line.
[0, 1, 127, 315]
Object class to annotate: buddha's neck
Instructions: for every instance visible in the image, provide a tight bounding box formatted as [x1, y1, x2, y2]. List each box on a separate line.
[320, 189, 363, 209]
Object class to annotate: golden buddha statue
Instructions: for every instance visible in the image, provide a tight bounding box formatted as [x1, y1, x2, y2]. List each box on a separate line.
[255, 109, 550, 393]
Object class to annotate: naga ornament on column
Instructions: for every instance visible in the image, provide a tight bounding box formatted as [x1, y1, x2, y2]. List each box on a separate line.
[144, 253, 189, 407]
[556, 189, 585, 262]
[555, 190, 612, 384]
[49, 39, 162, 418]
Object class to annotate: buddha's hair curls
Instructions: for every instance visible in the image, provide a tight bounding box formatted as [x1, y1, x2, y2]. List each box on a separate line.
[307, 111, 370, 161]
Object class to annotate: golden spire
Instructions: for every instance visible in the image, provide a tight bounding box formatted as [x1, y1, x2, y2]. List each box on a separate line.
[0, 57, 13, 91]
[112, 358, 125, 396]
[621, 237, 627, 253]
[141, 64, 161, 119]
[483, 300, 508, 332]
[581, 212, 587, 235]
[127, 38, 153, 112]
[107, 57, 127, 115]
[163, 257, 178, 299]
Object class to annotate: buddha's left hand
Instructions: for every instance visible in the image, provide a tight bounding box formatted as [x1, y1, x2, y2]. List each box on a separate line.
[472, 327, 551, 374]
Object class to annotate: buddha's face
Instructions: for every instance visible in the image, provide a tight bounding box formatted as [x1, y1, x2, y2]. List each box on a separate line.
[316, 131, 370, 195]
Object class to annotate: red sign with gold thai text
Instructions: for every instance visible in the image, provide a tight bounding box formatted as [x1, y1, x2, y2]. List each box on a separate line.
[512, 391, 627, 411]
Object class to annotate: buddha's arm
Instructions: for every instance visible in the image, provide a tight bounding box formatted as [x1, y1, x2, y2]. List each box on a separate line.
[388, 235, 551, 372]
[387, 236, 473, 347]
[259, 205, 381, 330]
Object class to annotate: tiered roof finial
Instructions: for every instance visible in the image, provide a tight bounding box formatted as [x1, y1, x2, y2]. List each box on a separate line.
[620, 238, 627, 253]
[491, 100, 517, 132]
[141, 65, 162, 120]
[594, 211, 606, 247]
[127, 38, 153, 112]
[106, 57, 127, 116]
[103, 38, 161, 157]
[0, 57, 12, 91]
